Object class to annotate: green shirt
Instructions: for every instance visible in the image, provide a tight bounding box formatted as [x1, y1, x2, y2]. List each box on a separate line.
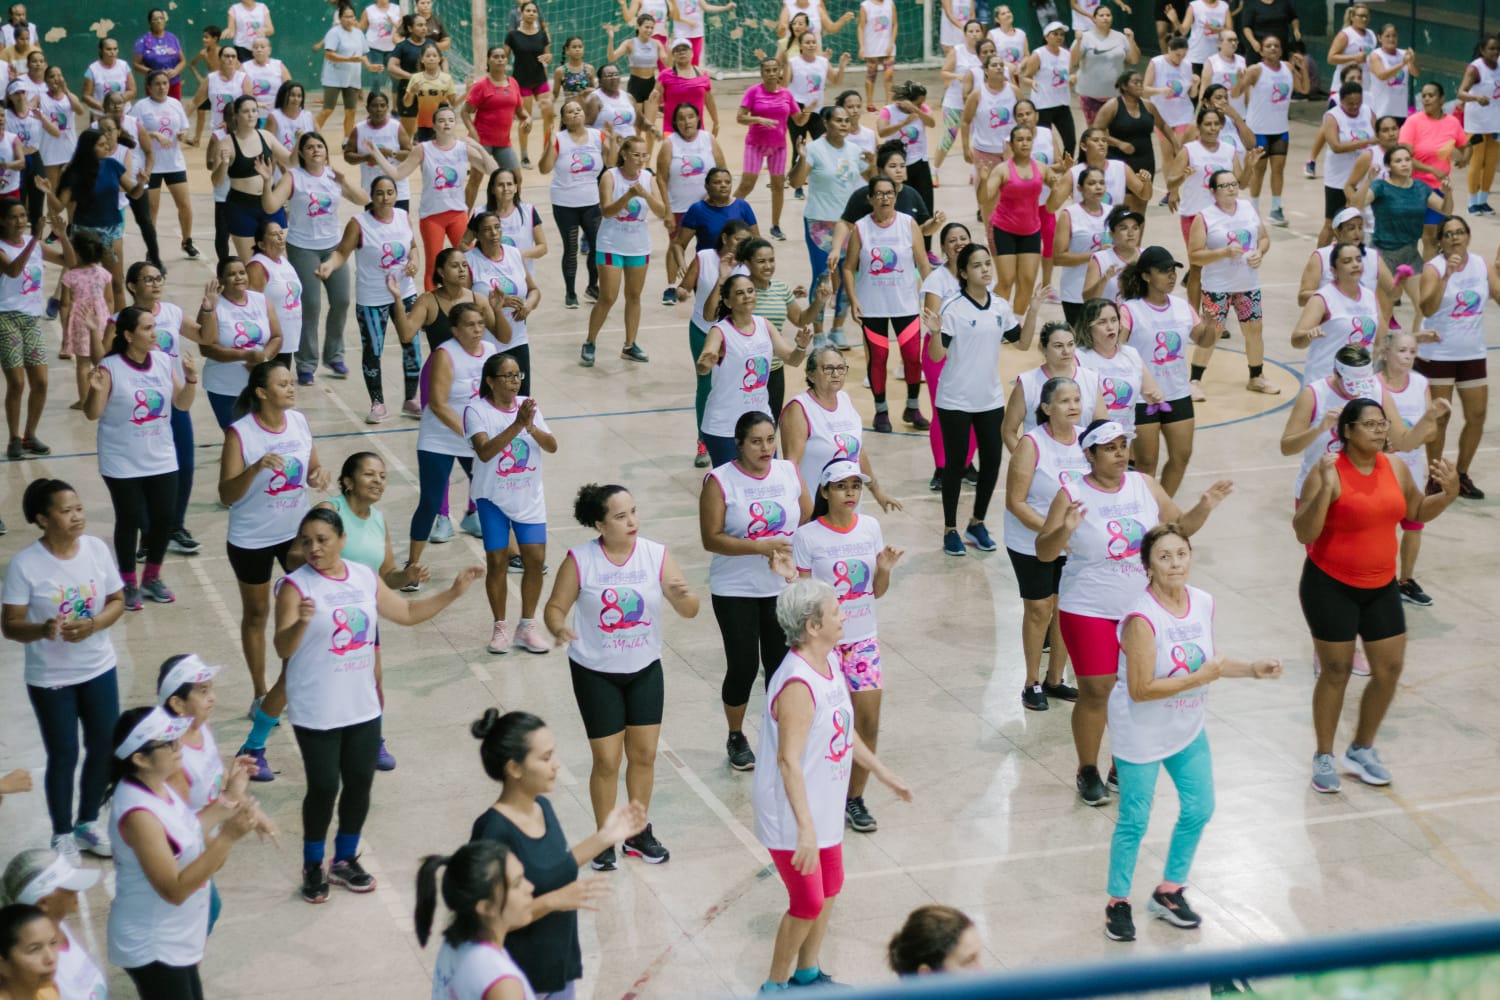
[326, 494, 388, 574]
[1369, 178, 1432, 251]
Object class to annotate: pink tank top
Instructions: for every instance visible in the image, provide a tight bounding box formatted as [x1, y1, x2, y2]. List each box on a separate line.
[990, 157, 1044, 236]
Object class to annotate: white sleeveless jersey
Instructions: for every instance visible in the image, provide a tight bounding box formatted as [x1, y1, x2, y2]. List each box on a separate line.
[244, 58, 284, 113]
[249, 251, 303, 356]
[969, 82, 1016, 153]
[940, 0, 974, 47]
[860, 0, 894, 57]
[753, 650, 855, 849]
[1087, 248, 1128, 303]
[269, 108, 315, 152]
[883, 102, 929, 164]
[463, 396, 551, 523]
[1109, 585, 1215, 763]
[1059, 202, 1112, 304]
[703, 314, 774, 437]
[1186, 0, 1228, 62]
[689, 248, 722, 329]
[1366, 49, 1410, 120]
[1207, 53, 1246, 115]
[1079, 343, 1146, 438]
[355, 118, 411, 200]
[55, 923, 107, 1000]
[1333, 27, 1377, 89]
[990, 26, 1028, 69]
[1122, 296, 1196, 400]
[1199, 198, 1261, 294]
[943, 45, 981, 109]
[793, 513, 885, 642]
[1420, 252, 1489, 362]
[592, 87, 637, 137]
[567, 537, 667, 674]
[496, 202, 539, 277]
[1003, 425, 1089, 555]
[204, 71, 246, 132]
[1321, 104, 1376, 189]
[1311, 244, 1379, 293]
[419, 140, 469, 217]
[433, 940, 537, 1000]
[1245, 61, 1292, 135]
[97, 352, 177, 480]
[205, 290, 273, 396]
[675, 0, 705, 36]
[1467, 58, 1500, 133]
[706, 458, 803, 598]
[1150, 55, 1196, 128]
[279, 561, 382, 730]
[853, 213, 919, 316]
[1179, 140, 1240, 219]
[1305, 283, 1379, 384]
[786, 390, 863, 492]
[226, 409, 314, 548]
[466, 244, 531, 346]
[549, 128, 605, 209]
[1071, 0, 1100, 31]
[419, 339, 497, 456]
[1294, 376, 1356, 498]
[151, 299, 187, 382]
[1017, 360, 1101, 432]
[179, 722, 225, 812]
[788, 55, 831, 110]
[597, 167, 655, 257]
[354, 208, 417, 305]
[1057, 470, 1158, 618]
[229, 1, 271, 48]
[109, 779, 209, 968]
[1383, 369, 1431, 483]
[1032, 46, 1071, 110]
[0, 238, 42, 316]
[286, 166, 343, 251]
[364, 2, 401, 52]
[1072, 160, 1126, 207]
[86, 60, 131, 107]
[667, 130, 715, 212]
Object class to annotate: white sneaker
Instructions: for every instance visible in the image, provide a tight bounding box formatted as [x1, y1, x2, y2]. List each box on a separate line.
[51, 832, 83, 868]
[429, 515, 454, 544]
[487, 621, 513, 655]
[1351, 643, 1370, 677]
[459, 510, 482, 537]
[74, 820, 112, 858]
[514, 620, 550, 654]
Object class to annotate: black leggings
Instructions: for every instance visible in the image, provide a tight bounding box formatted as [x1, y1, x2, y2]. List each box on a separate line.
[937, 406, 1004, 528]
[1037, 104, 1077, 158]
[103, 471, 177, 575]
[552, 203, 602, 296]
[788, 111, 824, 178]
[213, 200, 231, 264]
[904, 160, 935, 252]
[22, 153, 43, 235]
[125, 962, 203, 1000]
[293, 717, 382, 851]
[769, 365, 785, 424]
[712, 594, 787, 708]
[127, 191, 162, 269]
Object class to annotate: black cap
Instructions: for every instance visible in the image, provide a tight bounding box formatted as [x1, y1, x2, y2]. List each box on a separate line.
[1106, 205, 1145, 230]
[1138, 245, 1183, 271]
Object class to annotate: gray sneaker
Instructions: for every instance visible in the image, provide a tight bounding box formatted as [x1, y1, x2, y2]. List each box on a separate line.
[580, 342, 596, 367]
[828, 327, 851, 350]
[1311, 752, 1342, 794]
[139, 578, 176, 604]
[1340, 744, 1391, 786]
[429, 515, 454, 543]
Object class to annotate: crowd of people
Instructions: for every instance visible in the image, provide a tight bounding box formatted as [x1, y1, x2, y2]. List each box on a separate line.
[0, 0, 1494, 996]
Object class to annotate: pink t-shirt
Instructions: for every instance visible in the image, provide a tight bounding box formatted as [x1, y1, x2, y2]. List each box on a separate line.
[660, 68, 713, 135]
[1398, 112, 1468, 189]
[740, 84, 801, 149]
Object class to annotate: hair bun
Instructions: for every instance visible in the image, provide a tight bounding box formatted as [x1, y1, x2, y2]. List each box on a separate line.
[470, 708, 500, 740]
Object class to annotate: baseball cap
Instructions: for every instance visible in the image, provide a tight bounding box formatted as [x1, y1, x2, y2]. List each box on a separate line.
[1043, 20, 1068, 35]
[819, 459, 870, 485]
[1137, 245, 1184, 271]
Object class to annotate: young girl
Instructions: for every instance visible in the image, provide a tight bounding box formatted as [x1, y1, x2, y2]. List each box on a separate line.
[402, 43, 457, 141]
[58, 230, 109, 407]
[551, 36, 596, 102]
[416, 840, 537, 999]
[859, 0, 898, 107]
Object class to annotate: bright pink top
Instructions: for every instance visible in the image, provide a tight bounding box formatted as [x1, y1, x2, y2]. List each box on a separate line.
[464, 76, 521, 147]
[1398, 112, 1468, 189]
[740, 84, 801, 149]
[660, 68, 713, 135]
[989, 157, 1044, 236]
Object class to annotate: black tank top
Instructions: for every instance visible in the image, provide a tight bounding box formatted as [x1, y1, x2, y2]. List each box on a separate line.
[227, 130, 267, 180]
[1106, 97, 1156, 174]
[423, 291, 475, 351]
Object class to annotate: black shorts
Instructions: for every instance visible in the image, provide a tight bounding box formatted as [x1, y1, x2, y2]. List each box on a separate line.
[1323, 185, 1348, 221]
[991, 225, 1042, 255]
[1134, 395, 1195, 425]
[1153, 0, 1188, 22]
[570, 659, 665, 739]
[1298, 558, 1405, 644]
[149, 171, 189, 189]
[626, 74, 655, 105]
[1007, 548, 1066, 601]
[1414, 356, 1488, 387]
[226, 537, 295, 586]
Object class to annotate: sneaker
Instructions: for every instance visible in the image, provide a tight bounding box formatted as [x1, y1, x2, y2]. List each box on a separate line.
[400, 574, 421, 593]
[1458, 473, 1485, 499]
[565, 292, 579, 309]
[769, 226, 786, 241]
[429, 515, 454, 543]
[487, 621, 513, 655]
[1189, 379, 1207, 402]
[136, 545, 147, 563]
[402, 399, 421, 418]
[591, 846, 618, 871]
[661, 287, 677, 305]
[726, 730, 756, 771]
[1398, 579, 1433, 607]
[621, 343, 650, 363]
[1148, 887, 1202, 928]
[793, 186, 805, 200]
[20, 436, 47, 455]
[845, 796, 877, 833]
[584, 285, 600, 303]
[902, 406, 930, 430]
[74, 820, 113, 858]
[139, 578, 176, 603]
[695, 441, 711, 468]
[123, 586, 144, 611]
[328, 856, 377, 892]
[1077, 765, 1109, 805]
[943, 529, 966, 557]
[1340, 743, 1391, 786]
[328, 361, 350, 377]
[459, 510, 482, 537]
[45, 296, 60, 319]
[521, 154, 532, 168]
[872, 411, 892, 433]
[1105, 900, 1136, 942]
[963, 465, 980, 486]
[1270, 208, 1287, 226]
[297, 371, 314, 386]
[366, 403, 388, 424]
[50, 832, 82, 869]
[182, 239, 201, 259]
[5, 437, 19, 460]
[1107, 764, 1118, 789]
[1246, 376, 1280, 394]
[622, 823, 671, 862]
[302, 862, 330, 903]
[242, 746, 275, 782]
[928, 471, 942, 492]
[828, 327, 850, 349]
[375, 739, 396, 771]
[169, 528, 201, 555]
[514, 620, 550, 654]
[0, 516, 6, 534]
[1021, 684, 1048, 711]
[789, 971, 844, 989]
[508, 554, 527, 574]
[1302, 159, 1316, 179]
[1311, 752, 1342, 793]
[1158, 194, 1171, 207]
[1351, 643, 1370, 677]
[580, 342, 596, 367]
[964, 522, 996, 551]
[1042, 680, 1079, 702]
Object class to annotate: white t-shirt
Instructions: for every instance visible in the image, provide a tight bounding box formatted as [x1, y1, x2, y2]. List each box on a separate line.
[1109, 585, 1215, 763]
[2, 536, 122, 687]
[935, 291, 1017, 411]
[131, 97, 190, 175]
[793, 514, 884, 642]
[463, 397, 551, 524]
[433, 940, 537, 1000]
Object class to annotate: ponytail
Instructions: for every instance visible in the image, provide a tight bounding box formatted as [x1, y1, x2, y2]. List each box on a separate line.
[1118, 260, 1149, 301]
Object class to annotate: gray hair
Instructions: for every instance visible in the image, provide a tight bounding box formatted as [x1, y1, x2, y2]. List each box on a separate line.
[777, 578, 837, 647]
[1, 848, 54, 906]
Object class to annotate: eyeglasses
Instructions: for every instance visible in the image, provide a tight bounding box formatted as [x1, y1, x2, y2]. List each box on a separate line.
[820, 364, 850, 375]
[1214, 180, 1239, 189]
[138, 274, 164, 284]
[143, 738, 180, 754]
[1356, 419, 1389, 431]
[872, 190, 896, 199]
[495, 372, 523, 381]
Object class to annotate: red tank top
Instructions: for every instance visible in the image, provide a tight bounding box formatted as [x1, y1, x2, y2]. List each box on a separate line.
[1308, 452, 1407, 588]
[989, 157, 1043, 236]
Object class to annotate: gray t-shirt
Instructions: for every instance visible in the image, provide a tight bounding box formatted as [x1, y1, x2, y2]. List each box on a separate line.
[1076, 30, 1130, 100]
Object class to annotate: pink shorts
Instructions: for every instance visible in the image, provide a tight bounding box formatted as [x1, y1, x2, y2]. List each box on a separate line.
[837, 637, 882, 691]
[1058, 609, 1122, 677]
[518, 81, 551, 98]
[972, 149, 1006, 176]
[1180, 214, 1196, 247]
[1039, 205, 1058, 259]
[744, 141, 788, 176]
[769, 843, 845, 919]
[1399, 518, 1424, 531]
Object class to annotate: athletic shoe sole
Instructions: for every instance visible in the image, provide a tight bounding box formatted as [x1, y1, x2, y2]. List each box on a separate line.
[1338, 754, 1391, 786]
[728, 758, 755, 772]
[1147, 897, 1201, 928]
[328, 872, 377, 893]
[621, 845, 669, 864]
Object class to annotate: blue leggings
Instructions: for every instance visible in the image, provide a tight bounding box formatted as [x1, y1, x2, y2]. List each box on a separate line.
[26, 668, 120, 836]
[171, 406, 194, 530]
[355, 297, 421, 406]
[1108, 728, 1215, 899]
[410, 451, 474, 541]
[207, 391, 237, 430]
[803, 217, 847, 326]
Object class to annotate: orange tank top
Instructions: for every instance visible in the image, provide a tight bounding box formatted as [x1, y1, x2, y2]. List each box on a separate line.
[1308, 452, 1407, 588]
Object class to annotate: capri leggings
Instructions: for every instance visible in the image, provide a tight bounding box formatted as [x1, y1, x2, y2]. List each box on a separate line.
[769, 843, 845, 920]
[124, 962, 204, 1000]
[688, 320, 712, 436]
[354, 296, 421, 406]
[863, 314, 921, 405]
[937, 106, 963, 153]
[921, 331, 977, 471]
[293, 716, 382, 863]
[411, 450, 475, 541]
[1036, 104, 1077, 158]
[419, 209, 470, 290]
[552, 203, 602, 296]
[711, 593, 787, 707]
[102, 471, 178, 576]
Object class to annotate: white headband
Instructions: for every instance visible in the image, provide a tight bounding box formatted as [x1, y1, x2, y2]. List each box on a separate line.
[156, 654, 224, 706]
[15, 854, 99, 905]
[114, 707, 192, 760]
[1335, 359, 1379, 397]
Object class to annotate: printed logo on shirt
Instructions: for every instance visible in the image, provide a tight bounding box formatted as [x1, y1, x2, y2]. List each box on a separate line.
[53, 580, 98, 622]
[1100, 375, 1133, 411]
[899, 121, 921, 145]
[1050, 67, 1069, 87]
[265, 456, 305, 496]
[252, 77, 273, 97]
[569, 150, 598, 174]
[1270, 81, 1291, 104]
[155, 328, 178, 357]
[616, 195, 647, 222]
[496, 439, 535, 476]
[1226, 227, 1253, 251]
[987, 105, 1012, 129]
[1105, 517, 1145, 560]
[19, 261, 41, 295]
[231, 320, 265, 348]
[329, 606, 374, 655]
[867, 246, 902, 276]
[741, 355, 770, 391]
[283, 281, 303, 311]
[307, 191, 334, 217]
[826, 705, 853, 762]
[1451, 289, 1483, 318]
[831, 432, 860, 461]
[131, 388, 168, 424]
[873, 14, 891, 31]
[808, 73, 823, 93]
[487, 273, 521, 297]
[154, 114, 175, 139]
[433, 164, 461, 190]
[1002, 45, 1023, 63]
[746, 500, 789, 539]
[599, 586, 651, 632]
[831, 558, 871, 602]
[1152, 329, 1184, 364]
[678, 155, 707, 177]
[1168, 641, 1207, 675]
[380, 241, 409, 270]
[1089, 230, 1112, 252]
[1347, 315, 1378, 346]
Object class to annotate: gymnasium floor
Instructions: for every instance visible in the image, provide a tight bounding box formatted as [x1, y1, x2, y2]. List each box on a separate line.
[1, 75, 1498, 999]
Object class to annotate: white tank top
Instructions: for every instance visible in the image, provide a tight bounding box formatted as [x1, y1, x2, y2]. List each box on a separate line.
[567, 536, 667, 673]
[97, 352, 177, 480]
[549, 128, 605, 209]
[419, 140, 470, 217]
[689, 248, 722, 329]
[789, 55, 831, 110]
[1179, 140, 1239, 218]
[597, 167, 655, 256]
[463, 396, 550, 523]
[226, 408, 314, 548]
[1108, 585, 1215, 763]
[466, 244, 531, 346]
[991, 27, 1028, 68]
[706, 458, 803, 598]
[206, 71, 247, 130]
[703, 314, 774, 437]
[942, 46, 979, 109]
[433, 940, 537, 1000]
[1383, 369, 1430, 483]
[1032, 47, 1071, 110]
[883, 102, 930, 163]
[230, 1, 271, 48]
[1305, 283, 1379, 383]
[1199, 198, 1261, 294]
[1079, 343, 1145, 437]
[1003, 425, 1089, 555]
[354, 209, 417, 305]
[786, 390, 864, 492]
[151, 299, 187, 381]
[1072, 159, 1126, 207]
[1017, 360, 1101, 432]
[1420, 252, 1489, 362]
[667, 130, 715, 212]
[1186, 0, 1228, 62]
[639, 0, 669, 25]
[1366, 49, 1409, 120]
[1312, 244, 1379, 292]
[1150, 55, 1196, 128]
[419, 338, 496, 456]
[1245, 61, 1292, 135]
[859, 0, 894, 57]
[244, 58, 283, 112]
[1058, 471, 1157, 618]
[1467, 58, 1500, 133]
[364, 2, 401, 51]
[205, 290, 273, 396]
[1321, 105, 1375, 189]
[628, 36, 658, 70]
[279, 561, 382, 730]
[55, 923, 107, 1000]
[179, 722, 224, 812]
[792, 514, 885, 642]
[1294, 376, 1353, 498]
[1207, 53, 1246, 115]
[786, 0, 821, 40]
[0, 238, 44, 316]
[853, 213, 919, 316]
[1122, 296, 1196, 400]
[1087, 247, 1127, 303]
[249, 252, 303, 356]
[268, 108, 313, 153]
[496, 202, 539, 277]
[86, 60, 131, 106]
[356, 118, 411, 200]
[108, 779, 209, 968]
[592, 88, 637, 137]
[1333, 27, 1376, 88]
[675, 0, 705, 35]
[969, 82, 1016, 153]
[1059, 202, 1111, 304]
[286, 166, 343, 250]
[752, 650, 855, 849]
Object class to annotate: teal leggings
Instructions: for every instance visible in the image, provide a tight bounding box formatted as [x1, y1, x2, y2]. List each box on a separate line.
[688, 320, 711, 440]
[1107, 728, 1215, 899]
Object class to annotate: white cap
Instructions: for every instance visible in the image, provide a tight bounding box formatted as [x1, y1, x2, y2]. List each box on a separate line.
[114, 707, 192, 760]
[670, 36, 693, 50]
[1080, 421, 1129, 449]
[819, 459, 870, 485]
[5, 79, 25, 96]
[14, 852, 99, 905]
[156, 654, 224, 706]
[1331, 207, 1363, 230]
[1043, 20, 1068, 35]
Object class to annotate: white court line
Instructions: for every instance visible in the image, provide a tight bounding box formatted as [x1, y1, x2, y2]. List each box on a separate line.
[658, 735, 769, 863]
[464, 660, 579, 787]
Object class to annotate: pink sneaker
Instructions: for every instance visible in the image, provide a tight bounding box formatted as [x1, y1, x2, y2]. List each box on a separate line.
[487, 621, 512, 655]
[514, 620, 550, 654]
[402, 399, 421, 417]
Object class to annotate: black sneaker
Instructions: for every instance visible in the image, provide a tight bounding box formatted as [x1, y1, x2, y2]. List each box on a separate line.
[726, 730, 756, 771]
[21, 437, 49, 455]
[1105, 900, 1136, 941]
[1107, 764, 1119, 789]
[929, 470, 942, 492]
[623, 824, 670, 863]
[0, 516, 6, 535]
[584, 284, 600, 303]
[1077, 765, 1109, 806]
[181, 239, 201, 259]
[845, 796, 877, 832]
[963, 464, 979, 486]
[169, 528, 201, 555]
[7, 437, 23, 459]
[565, 292, 579, 309]
[328, 856, 377, 892]
[1458, 473, 1485, 499]
[1399, 579, 1433, 606]
[1021, 684, 1048, 711]
[591, 846, 618, 871]
[1041, 680, 1079, 702]
[301, 862, 329, 904]
[1148, 887, 1202, 928]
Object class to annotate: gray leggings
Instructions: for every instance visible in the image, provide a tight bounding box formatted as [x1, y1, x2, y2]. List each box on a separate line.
[288, 243, 351, 375]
